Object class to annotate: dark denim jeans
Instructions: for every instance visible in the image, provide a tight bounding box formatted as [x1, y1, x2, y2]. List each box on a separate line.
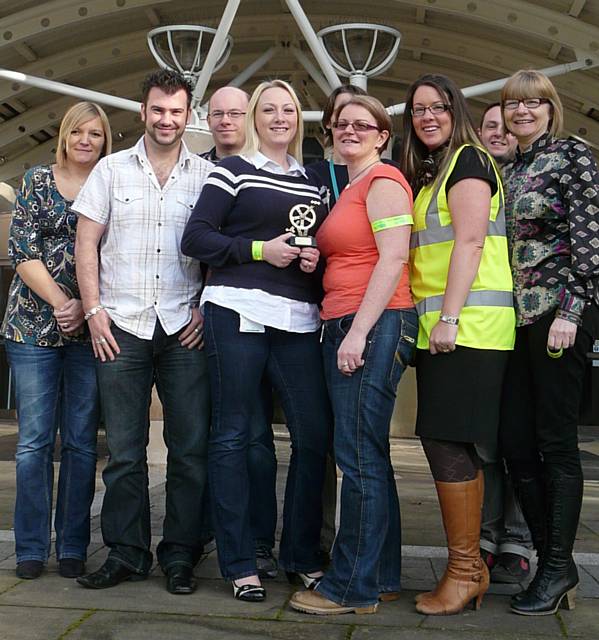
[199, 379, 277, 550]
[6, 340, 99, 563]
[97, 323, 210, 574]
[204, 302, 332, 580]
[317, 309, 418, 607]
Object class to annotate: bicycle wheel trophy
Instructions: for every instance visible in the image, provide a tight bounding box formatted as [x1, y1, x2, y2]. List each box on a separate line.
[286, 202, 318, 247]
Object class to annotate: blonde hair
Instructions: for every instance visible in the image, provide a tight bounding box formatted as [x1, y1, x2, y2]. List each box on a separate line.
[501, 70, 563, 137]
[56, 102, 112, 167]
[242, 80, 304, 163]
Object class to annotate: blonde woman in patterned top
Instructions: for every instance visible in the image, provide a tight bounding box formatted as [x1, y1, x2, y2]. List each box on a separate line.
[2, 102, 111, 580]
[500, 69, 599, 616]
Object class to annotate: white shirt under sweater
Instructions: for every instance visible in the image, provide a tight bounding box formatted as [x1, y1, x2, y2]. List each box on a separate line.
[73, 136, 213, 339]
[200, 151, 321, 333]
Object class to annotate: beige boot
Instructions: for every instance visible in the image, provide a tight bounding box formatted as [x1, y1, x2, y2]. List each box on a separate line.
[416, 472, 489, 615]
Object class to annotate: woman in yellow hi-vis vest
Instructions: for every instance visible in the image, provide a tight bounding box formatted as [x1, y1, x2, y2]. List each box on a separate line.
[401, 74, 516, 616]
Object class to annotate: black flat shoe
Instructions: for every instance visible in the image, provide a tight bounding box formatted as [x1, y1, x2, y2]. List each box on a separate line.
[166, 565, 197, 595]
[286, 571, 323, 590]
[232, 580, 266, 602]
[59, 559, 86, 578]
[16, 560, 44, 580]
[76, 558, 147, 589]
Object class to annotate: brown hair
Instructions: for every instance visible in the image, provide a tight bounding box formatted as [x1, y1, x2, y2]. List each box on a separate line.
[321, 85, 368, 149]
[401, 73, 487, 188]
[334, 95, 393, 153]
[501, 69, 563, 137]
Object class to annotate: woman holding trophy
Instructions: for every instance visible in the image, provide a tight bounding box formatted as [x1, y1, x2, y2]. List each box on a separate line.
[182, 79, 332, 603]
[290, 95, 417, 616]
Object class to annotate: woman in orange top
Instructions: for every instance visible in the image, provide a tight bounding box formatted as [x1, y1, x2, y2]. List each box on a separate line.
[290, 95, 417, 615]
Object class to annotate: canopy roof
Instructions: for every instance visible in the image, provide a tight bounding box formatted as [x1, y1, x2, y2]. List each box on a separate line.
[0, 0, 598, 186]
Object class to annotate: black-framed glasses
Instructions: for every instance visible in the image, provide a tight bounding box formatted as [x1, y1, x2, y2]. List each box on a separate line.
[411, 103, 451, 118]
[332, 119, 381, 133]
[502, 98, 548, 111]
[209, 110, 246, 120]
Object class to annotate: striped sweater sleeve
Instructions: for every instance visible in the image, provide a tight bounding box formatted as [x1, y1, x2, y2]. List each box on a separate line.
[181, 162, 254, 266]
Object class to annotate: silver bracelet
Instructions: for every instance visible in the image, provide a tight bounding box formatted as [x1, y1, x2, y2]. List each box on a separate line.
[84, 304, 105, 321]
[439, 314, 459, 326]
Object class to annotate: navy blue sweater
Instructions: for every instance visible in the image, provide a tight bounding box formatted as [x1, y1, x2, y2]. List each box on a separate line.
[181, 156, 327, 304]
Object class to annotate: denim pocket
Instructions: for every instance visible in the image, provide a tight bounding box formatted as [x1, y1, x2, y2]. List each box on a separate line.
[388, 312, 418, 388]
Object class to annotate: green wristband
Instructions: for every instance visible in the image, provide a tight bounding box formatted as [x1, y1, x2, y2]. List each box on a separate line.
[371, 214, 413, 233]
[252, 240, 264, 261]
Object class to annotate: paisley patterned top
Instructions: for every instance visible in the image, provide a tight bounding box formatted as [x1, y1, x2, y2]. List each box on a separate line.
[1, 165, 87, 346]
[503, 133, 599, 327]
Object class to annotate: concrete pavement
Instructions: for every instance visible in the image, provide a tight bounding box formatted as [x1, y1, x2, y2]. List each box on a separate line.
[0, 424, 598, 639]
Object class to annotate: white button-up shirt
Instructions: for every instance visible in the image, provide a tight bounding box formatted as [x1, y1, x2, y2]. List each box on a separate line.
[73, 136, 213, 339]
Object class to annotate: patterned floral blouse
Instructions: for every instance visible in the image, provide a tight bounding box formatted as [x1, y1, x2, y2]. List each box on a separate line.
[503, 133, 599, 327]
[1, 165, 87, 346]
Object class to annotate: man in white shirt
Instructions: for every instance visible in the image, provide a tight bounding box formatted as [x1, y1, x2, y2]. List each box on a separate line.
[73, 70, 212, 595]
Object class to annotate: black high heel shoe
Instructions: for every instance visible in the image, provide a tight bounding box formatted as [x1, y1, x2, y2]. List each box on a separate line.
[286, 571, 323, 590]
[232, 580, 266, 602]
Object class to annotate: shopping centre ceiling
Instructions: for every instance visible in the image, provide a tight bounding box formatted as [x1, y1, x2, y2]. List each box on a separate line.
[0, 0, 599, 187]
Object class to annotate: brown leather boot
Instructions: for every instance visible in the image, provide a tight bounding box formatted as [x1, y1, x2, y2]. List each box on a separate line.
[416, 472, 489, 615]
[415, 470, 485, 606]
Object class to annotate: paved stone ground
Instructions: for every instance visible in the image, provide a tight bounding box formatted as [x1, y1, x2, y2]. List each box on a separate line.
[0, 426, 598, 639]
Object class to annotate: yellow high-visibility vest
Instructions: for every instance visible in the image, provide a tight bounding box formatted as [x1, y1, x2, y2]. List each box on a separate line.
[410, 144, 515, 350]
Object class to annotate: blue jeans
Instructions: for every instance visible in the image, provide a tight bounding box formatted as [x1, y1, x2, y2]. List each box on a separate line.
[199, 379, 278, 550]
[477, 441, 533, 559]
[317, 309, 418, 607]
[204, 303, 332, 580]
[97, 323, 211, 574]
[6, 340, 99, 563]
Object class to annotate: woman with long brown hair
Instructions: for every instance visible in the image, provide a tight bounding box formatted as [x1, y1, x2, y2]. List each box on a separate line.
[402, 74, 515, 615]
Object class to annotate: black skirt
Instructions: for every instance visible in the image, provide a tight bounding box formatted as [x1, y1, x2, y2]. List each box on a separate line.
[415, 346, 509, 445]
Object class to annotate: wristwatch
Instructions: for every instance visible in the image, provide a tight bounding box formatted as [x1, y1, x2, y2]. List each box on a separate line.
[439, 314, 459, 326]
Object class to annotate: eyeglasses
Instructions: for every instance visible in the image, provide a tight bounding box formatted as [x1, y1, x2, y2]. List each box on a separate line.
[503, 98, 548, 111]
[411, 103, 451, 118]
[332, 119, 381, 133]
[208, 110, 246, 120]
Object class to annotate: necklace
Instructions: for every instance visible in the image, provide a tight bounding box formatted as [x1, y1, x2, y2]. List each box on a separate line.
[345, 159, 381, 189]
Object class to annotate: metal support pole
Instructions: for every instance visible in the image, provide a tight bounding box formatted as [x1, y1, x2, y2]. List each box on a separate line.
[0, 68, 140, 113]
[290, 46, 332, 97]
[387, 57, 599, 116]
[229, 46, 278, 89]
[192, 0, 241, 108]
[349, 73, 368, 91]
[201, 46, 279, 111]
[284, 0, 341, 90]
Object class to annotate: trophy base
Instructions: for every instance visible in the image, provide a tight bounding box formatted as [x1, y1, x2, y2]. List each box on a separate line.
[287, 236, 317, 248]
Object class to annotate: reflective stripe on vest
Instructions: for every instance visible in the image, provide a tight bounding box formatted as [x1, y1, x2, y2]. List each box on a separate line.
[410, 144, 515, 351]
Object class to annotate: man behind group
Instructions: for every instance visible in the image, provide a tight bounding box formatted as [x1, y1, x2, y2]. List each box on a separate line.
[199, 85, 279, 580]
[477, 102, 533, 584]
[73, 69, 213, 595]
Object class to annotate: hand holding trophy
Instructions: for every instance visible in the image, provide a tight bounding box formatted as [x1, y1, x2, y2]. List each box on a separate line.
[286, 200, 319, 248]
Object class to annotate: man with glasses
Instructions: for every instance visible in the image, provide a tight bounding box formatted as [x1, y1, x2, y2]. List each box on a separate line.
[201, 86, 249, 162]
[475, 103, 532, 586]
[199, 85, 280, 582]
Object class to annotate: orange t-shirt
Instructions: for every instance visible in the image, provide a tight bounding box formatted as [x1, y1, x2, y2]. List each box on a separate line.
[317, 164, 414, 321]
